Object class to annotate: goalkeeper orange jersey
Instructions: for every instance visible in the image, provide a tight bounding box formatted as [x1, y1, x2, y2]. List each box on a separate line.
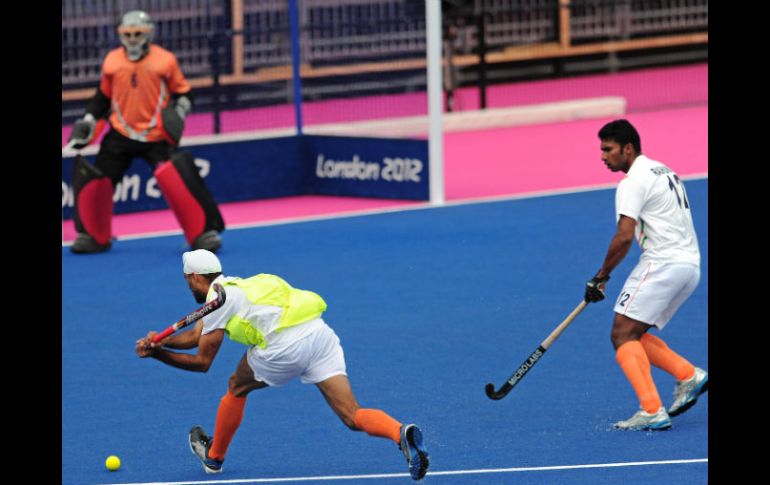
[100, 44, 191, 143]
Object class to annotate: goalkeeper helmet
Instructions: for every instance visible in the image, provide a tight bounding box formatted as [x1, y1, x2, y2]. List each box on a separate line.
[118, 10, 154, 61]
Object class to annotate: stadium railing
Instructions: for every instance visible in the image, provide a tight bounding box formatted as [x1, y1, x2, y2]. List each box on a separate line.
[62, 0, 708, 125]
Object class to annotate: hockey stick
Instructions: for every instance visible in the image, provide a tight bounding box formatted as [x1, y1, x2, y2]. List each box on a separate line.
[151, 283, 227, 343]
[485, 300, 588, 400]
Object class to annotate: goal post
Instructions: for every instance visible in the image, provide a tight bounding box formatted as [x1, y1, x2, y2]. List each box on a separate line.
[426, 0, 445, 205]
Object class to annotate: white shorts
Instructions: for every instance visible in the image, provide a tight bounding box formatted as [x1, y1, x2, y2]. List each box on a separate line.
[246, 318, 347, 387]
[613, 261, 700, 329]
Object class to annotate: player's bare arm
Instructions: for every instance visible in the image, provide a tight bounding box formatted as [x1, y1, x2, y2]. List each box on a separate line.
[147, 328, 225, 372]
[135, 320, 204, 357]
[154, 320, 205, 350]
[597, 215, 637, 278]
[585, 215, 636, 303]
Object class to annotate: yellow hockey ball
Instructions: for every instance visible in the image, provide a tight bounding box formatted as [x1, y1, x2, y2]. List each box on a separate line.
[105, 455, 121, 471]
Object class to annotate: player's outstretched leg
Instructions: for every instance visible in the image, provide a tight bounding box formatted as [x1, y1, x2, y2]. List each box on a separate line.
[189, 426, 224, 474]
[317, 374, 430, 481]
[669, 367, 708, 416]
[400, 424, 429, 480]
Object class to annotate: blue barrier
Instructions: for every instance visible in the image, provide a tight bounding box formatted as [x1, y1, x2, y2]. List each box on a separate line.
[306, 135, 428, 199]
[62, 134, 429, 220]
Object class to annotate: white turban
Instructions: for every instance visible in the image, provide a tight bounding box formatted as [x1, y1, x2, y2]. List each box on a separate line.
[182, 249, 222, 275]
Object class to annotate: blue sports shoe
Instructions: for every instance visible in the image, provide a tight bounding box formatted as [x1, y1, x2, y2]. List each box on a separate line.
[399, 424, 429, 480]
[189, 426, 224, 474]
[668, 367, 709, 417]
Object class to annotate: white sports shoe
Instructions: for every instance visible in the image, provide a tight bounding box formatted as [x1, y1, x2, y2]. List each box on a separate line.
[614, 406, 672, 431]
[668, 367, 709, 417]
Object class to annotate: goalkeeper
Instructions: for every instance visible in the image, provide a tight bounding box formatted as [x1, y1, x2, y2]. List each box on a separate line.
[67, 10, 224, 254]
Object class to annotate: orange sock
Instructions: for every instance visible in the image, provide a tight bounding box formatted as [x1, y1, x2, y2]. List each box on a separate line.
[353, 408, 402, 444]
[208, 391, 247, 461]
[640, 333, 695, 381]
[615, 341, 663, 414]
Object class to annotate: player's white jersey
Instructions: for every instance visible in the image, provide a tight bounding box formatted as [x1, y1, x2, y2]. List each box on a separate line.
[615, 155, 700, 266]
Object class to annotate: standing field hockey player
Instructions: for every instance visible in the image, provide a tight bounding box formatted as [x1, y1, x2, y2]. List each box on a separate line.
[67, 10, 224, 254]
[584, 119, 708, 431]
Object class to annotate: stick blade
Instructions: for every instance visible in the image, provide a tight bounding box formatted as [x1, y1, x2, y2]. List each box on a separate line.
[212, 282, 227, 305]
[485, 382, 510, 400]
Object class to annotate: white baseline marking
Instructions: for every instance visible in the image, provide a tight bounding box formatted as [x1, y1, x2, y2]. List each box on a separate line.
[62, 174, 708, 246]
[94, 458, 707, 485]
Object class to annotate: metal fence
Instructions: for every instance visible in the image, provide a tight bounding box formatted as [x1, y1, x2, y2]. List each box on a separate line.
[241, 0, 292, 68]
[569, 0, 709, 41]
[62, 0, 707, 129]
[62, 0, 708, 89]
[62, 0, 227, 86]
[300, 0, 426, 63]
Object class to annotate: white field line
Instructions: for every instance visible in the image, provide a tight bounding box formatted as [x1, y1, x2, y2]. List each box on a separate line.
[62, 173, 707, 246]
[93, 458, 708, 485]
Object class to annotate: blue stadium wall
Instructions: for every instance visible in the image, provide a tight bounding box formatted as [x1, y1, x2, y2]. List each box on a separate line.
[61, 135, 429, 219]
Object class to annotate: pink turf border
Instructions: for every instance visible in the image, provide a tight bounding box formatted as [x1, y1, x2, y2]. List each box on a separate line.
[62, 63, 707, 242]
[62, 104, 707, 243]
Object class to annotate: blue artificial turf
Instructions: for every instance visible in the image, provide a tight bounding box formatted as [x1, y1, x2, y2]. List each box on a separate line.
[62, 180, 708, 485]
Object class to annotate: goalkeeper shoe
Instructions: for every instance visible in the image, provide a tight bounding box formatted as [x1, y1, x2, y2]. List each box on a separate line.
[613, 407, 672, 431]
[668, 367, 709, 417]
[399, 424, 429, 481]
[189, 426, 224, 474]
[192, 230, 222, 253]
[70, 233, 111, 254]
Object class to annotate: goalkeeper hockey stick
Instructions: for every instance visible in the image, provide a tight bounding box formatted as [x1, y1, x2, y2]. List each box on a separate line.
[485, 300, 588, 400]
[151, 283, 226, 343]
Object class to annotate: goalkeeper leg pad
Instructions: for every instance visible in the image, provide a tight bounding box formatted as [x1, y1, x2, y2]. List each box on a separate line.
[154, 152, 225, 246]
[72, 155, 113, 246]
